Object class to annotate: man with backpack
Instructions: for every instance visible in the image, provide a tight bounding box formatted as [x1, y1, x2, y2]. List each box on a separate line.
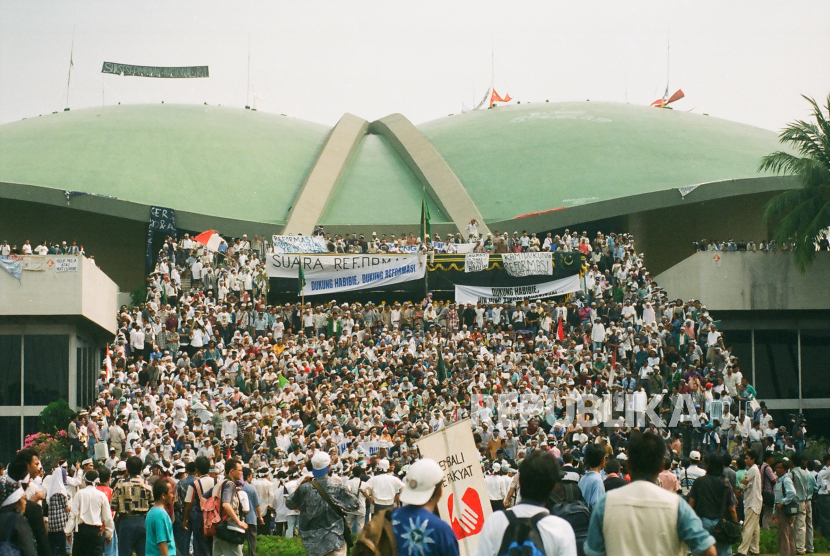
[182, 456, 215, 556]
[211, 459, 248, 556]
[477, 450, 578, 556]
[584, 432, 717, 556]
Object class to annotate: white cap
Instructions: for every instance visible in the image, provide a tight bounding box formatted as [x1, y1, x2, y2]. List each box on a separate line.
[400, 459, 444, 506]
[311, 452, 331, 477]
[689, 450, 701, 461]
[377, 459, 390, 472]
[491, 462, 501, 473]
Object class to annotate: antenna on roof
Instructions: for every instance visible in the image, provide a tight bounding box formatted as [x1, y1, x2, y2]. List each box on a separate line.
[245, 34, 251, 109]
[65, 24, 75, 111]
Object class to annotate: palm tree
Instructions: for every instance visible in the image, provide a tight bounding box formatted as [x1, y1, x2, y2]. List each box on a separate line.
[760, 94, 830, 272]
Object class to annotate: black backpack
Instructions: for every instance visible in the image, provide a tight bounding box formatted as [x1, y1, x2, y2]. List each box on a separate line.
[548, 483, 591, 556]
[496, 510, 548, 556]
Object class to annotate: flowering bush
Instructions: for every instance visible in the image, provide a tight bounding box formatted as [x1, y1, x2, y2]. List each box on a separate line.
[23, 432, 70, 470]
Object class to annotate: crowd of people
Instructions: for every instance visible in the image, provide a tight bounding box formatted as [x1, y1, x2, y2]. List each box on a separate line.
[1, 227, 829, 556]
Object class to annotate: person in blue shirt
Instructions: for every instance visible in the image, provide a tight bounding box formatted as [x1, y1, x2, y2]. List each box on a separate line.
[391, 459, 459, 556]
[579, 444, 606, 511]
[774, 459, 797, 556]
[241, 468, 263, 556]
[146, 481, 176, 556]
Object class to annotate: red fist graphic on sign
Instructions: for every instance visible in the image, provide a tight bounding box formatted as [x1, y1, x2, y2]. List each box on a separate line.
[447, 487, 484, 539]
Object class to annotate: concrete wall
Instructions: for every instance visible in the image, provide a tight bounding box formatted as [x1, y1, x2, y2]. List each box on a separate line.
[628, 191, 777, 276]
[654, 251, 830, 311]
[0, 255, 118, 335]
[0, 198, 146, 291]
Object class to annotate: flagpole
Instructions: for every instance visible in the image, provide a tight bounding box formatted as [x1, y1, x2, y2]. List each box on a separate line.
[66, 24, 75, 110]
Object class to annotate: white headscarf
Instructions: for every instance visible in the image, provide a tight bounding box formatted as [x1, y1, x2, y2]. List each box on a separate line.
[46, 467, 68, 501]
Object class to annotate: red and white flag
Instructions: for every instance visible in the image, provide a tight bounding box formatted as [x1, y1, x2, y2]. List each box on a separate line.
[194, 230, 222, 252]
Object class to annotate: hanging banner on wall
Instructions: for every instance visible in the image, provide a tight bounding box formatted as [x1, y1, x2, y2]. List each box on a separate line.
[149, 206, 177, 237]
[454, 274, 581, 304]
[267, 253, 419, 278]
[302, 255, 426, 295]
[302, 255, 426, 296]
[501, 252, 553, 277]
[464, 253, 489, 273]
[271, 235, 328, 254]
[102, 62, 209, 78]
[0, 256, 23, 280]
[415, 420, 492, 556]
[54, 257, 79, 273]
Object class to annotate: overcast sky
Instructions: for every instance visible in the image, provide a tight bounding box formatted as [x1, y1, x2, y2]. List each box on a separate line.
[1, 0, 828, 130]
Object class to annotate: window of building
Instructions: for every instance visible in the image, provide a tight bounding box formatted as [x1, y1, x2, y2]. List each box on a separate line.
[0, 416, 21, 465]
[23, 335, 69, 406]
[0, 335, 22, 406]
[800, 329, 830, 399]
[720, 330, 753, 380]
[753, 330, 799, 400]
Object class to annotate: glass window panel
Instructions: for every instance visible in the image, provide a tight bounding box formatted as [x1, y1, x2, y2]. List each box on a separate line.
[0, 417, 21, 465]
[753, 330, 799, 400]
[720, 330, 753, 382]
[76, 347, 84, 408]
[23, 335, 69, 406]
[801, 329, 830, 399]
[0, 336, 22, 406]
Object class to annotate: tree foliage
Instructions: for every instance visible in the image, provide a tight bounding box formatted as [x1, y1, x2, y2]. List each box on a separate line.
[760, 94, 830, 272]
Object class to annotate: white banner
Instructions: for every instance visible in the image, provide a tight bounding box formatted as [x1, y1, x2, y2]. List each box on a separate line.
[271, 235, 328, 254]
[303, 255, 426, 295]
[501, 252, 553, 276]
[267, 253, 419, 278]
[357, 440, 392, 456]
[454, 274, 581, 304]
[464, 253, 489, 273]
[416, 420, 491, 556]
[18, 256, 48, 271]
[447, 243, 476, 254]
[54, 257, 79, 273]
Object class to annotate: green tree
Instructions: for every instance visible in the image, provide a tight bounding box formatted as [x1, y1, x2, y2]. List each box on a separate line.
[39, 399, 75, 434]
[760, 94, 830, 272]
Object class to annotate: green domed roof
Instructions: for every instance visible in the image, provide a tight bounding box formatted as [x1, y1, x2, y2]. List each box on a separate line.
[417, 101, 788, 223]
[0, 104, 330, 225]
[0, 101, 792, 232]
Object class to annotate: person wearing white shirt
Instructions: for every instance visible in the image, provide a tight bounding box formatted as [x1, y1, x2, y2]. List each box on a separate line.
[362, 459, 403, 515]
[65, 470, 115, 552]
[738, 451, 763, 556]
[485, 463, 509, 511]
[477, 451, 577, 556]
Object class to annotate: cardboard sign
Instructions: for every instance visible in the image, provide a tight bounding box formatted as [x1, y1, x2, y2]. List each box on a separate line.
[416, 419, 491, 556]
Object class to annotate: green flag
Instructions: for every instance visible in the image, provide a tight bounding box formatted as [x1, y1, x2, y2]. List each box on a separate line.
[436, 345, 447, 384]
[298, 264, 306, 295]
[421, 190, 431, 245]
[278, 374, 289, 389]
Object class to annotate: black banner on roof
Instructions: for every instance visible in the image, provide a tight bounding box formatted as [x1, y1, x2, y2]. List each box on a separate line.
[102, 62, 209, 78]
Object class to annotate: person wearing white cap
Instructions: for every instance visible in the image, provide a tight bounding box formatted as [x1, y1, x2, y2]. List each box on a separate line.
[362, 459, 403, 516]
[374, 458, 459, 556]
[678, 451, 706, 499]
[485, 463, 508, 511]
[286, 451, 360, 556]
[64, 470, 114, 556]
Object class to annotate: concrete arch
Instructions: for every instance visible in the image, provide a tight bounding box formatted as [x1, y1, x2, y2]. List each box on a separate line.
[369, 113, 491, 237]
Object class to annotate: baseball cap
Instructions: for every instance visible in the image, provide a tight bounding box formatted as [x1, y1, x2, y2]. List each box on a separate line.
[399, 458, 444, 506]
[689, 450, 701, 462]
[312, 452, 331, 477]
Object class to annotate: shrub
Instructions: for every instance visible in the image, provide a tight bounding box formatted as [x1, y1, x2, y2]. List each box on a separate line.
[39, 399, 75, 435]
[23, 432, 70, 470]
[248, 535, 306, 556]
